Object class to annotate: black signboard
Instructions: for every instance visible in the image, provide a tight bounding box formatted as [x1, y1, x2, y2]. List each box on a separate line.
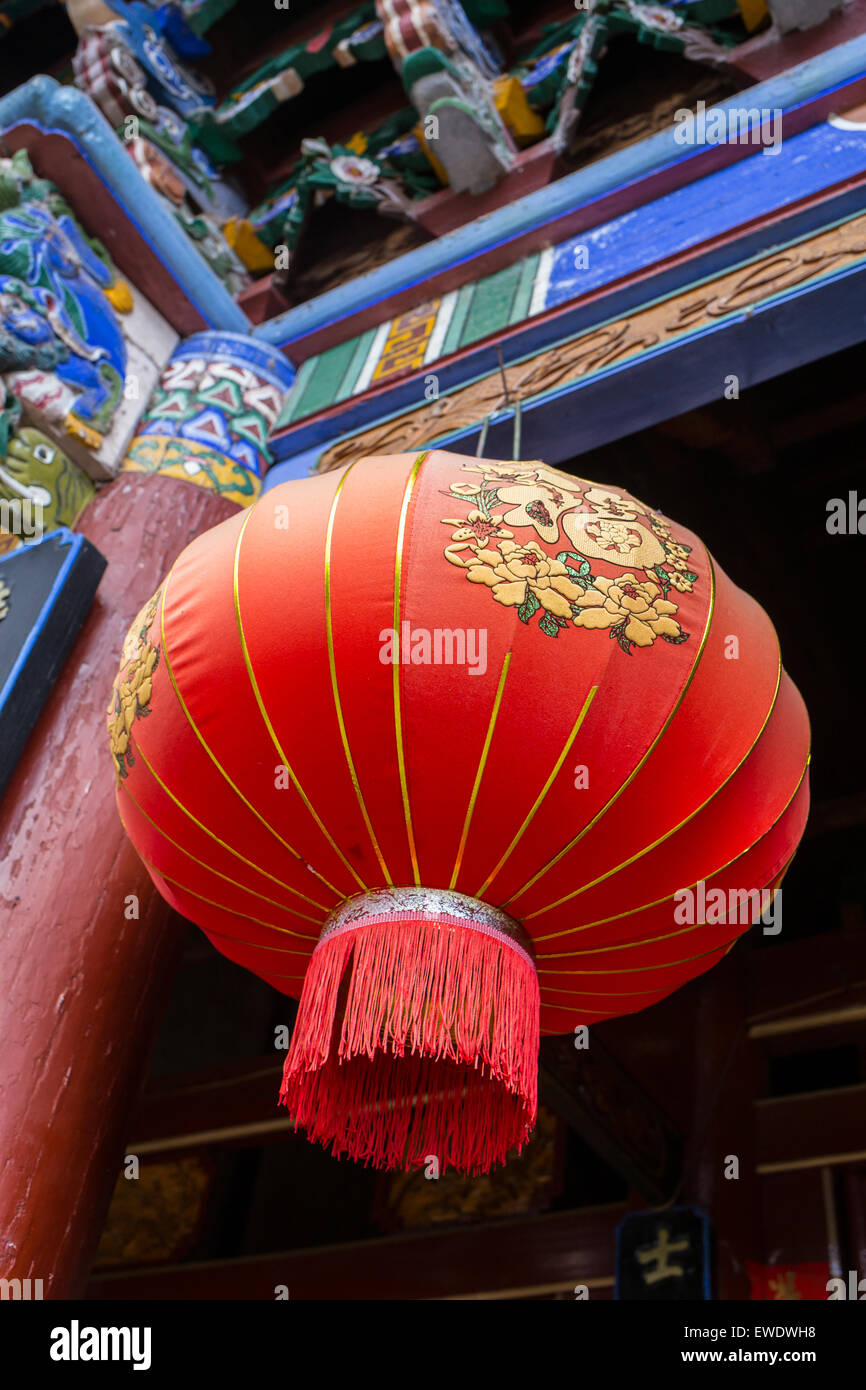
[616, 1206, 712, 1300]
[0, 528, 106, 798]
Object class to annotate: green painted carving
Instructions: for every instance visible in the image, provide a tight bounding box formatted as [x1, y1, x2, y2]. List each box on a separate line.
[0, 389, 95, 540]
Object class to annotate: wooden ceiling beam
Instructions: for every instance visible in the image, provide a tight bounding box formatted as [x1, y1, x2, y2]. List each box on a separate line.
[127, 1055, 288, 1157]
[86, 1202, 624, 1301]
[756, 1083, 866, 1173]
[747, 926, 866, 1023]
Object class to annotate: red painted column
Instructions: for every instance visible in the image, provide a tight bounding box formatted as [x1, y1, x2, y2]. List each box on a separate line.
[0, 473, 237, 1298]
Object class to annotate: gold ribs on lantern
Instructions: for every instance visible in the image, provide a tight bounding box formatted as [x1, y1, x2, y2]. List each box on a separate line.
[109, 451, 810, 1173]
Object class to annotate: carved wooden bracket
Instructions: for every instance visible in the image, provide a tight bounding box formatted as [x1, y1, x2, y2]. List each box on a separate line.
[539, 1033, 682, 1203]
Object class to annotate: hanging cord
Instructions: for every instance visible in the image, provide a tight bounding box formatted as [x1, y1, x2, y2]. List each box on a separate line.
[476, 348, 523, 459]
[513, 397, 522, 460]
[475, 415, 490, 458]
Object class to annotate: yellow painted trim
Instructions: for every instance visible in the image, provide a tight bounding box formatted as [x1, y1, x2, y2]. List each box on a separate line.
[737, 0, 769, 34]
[530, 756, 808, 943]
[536, 936, 740, 976]
[525, 644, 783, 920]
[202, 922, 312, 957]
[540, 982, 665, 998]
[142, 858, 323, 935]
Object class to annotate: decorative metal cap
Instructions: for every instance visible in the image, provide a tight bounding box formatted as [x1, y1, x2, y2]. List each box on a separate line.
[316, 886, 535, 967]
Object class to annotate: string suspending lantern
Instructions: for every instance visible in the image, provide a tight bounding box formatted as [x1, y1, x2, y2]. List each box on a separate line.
[108, 450, 809, 1173]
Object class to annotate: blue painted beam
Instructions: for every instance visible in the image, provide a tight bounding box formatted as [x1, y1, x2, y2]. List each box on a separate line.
[254, 33, 866, 352]
[399, 259, 866, 465]
[541, 120, 866, 313]
[268, 182, 866, 462]
[267, 251, 866, 482]
[0, 76, 250, 334]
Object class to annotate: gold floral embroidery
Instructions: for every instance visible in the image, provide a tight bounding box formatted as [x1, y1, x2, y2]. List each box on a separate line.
[107, 589, 161, 779]
[441, 461, 697, 651]
[650, 512, 673, 536]
[463, 540, 584, 619]
[458, 460, 577, 493]
[667, 570, 694, 593]
[582, 487, 647, 520]
[452, 460, 583, 543]
[562, 512, 667, 570]
[443, 509, 513, 551]
[573, 574, 684, 648]
[665, 541, 691, 565]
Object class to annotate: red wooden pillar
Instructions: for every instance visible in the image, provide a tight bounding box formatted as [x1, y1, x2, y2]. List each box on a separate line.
[0, 323, 294, 1295]
[0, 473, 237, 1297]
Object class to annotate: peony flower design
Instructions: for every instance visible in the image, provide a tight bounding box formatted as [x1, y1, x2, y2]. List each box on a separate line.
[441, 462, 696, 649]
[465, 540, 584, 620]
[664, 541, 694, 576]
[649, 535, 698, 596]
[585, 519, 642, 555]
[573, 574, 687, 650]
[650, 512, 673, 538]
[108, 589, 161, 778]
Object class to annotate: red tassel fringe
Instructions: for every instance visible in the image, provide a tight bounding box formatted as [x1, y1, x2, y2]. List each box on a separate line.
[280, 918, 540, 1173]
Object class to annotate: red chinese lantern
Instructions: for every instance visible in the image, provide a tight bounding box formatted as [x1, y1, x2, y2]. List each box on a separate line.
[108, 451, 809, 1172]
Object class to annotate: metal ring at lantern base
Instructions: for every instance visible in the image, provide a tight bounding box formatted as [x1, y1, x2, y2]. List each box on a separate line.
[314, 885, 536, 969]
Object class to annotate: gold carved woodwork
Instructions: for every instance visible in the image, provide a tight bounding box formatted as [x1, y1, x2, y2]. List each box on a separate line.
[93, 1156, 213, 1268]
[376, 1105, 561, 1231]
[318, 216, 866, 473]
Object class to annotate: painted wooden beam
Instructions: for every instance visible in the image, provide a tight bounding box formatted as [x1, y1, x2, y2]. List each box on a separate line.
[0, 76, 251, 335]
[440, 259, 866, 466]
[451, 264, 866, 454]
[269, 220, 866, 482]
[127, 1055, 289, 1156]
[756, 1084, 866, 1173]
[254, 34, 866, 358]
[127, 1036, 684, 1205]
[747, 927, 866, 1025]
[86, 1203, 624, 1300]
[270, 169, 866, 457]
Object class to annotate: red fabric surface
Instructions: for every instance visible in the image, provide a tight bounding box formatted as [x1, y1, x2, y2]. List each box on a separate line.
[112, 451, 810, 1032]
